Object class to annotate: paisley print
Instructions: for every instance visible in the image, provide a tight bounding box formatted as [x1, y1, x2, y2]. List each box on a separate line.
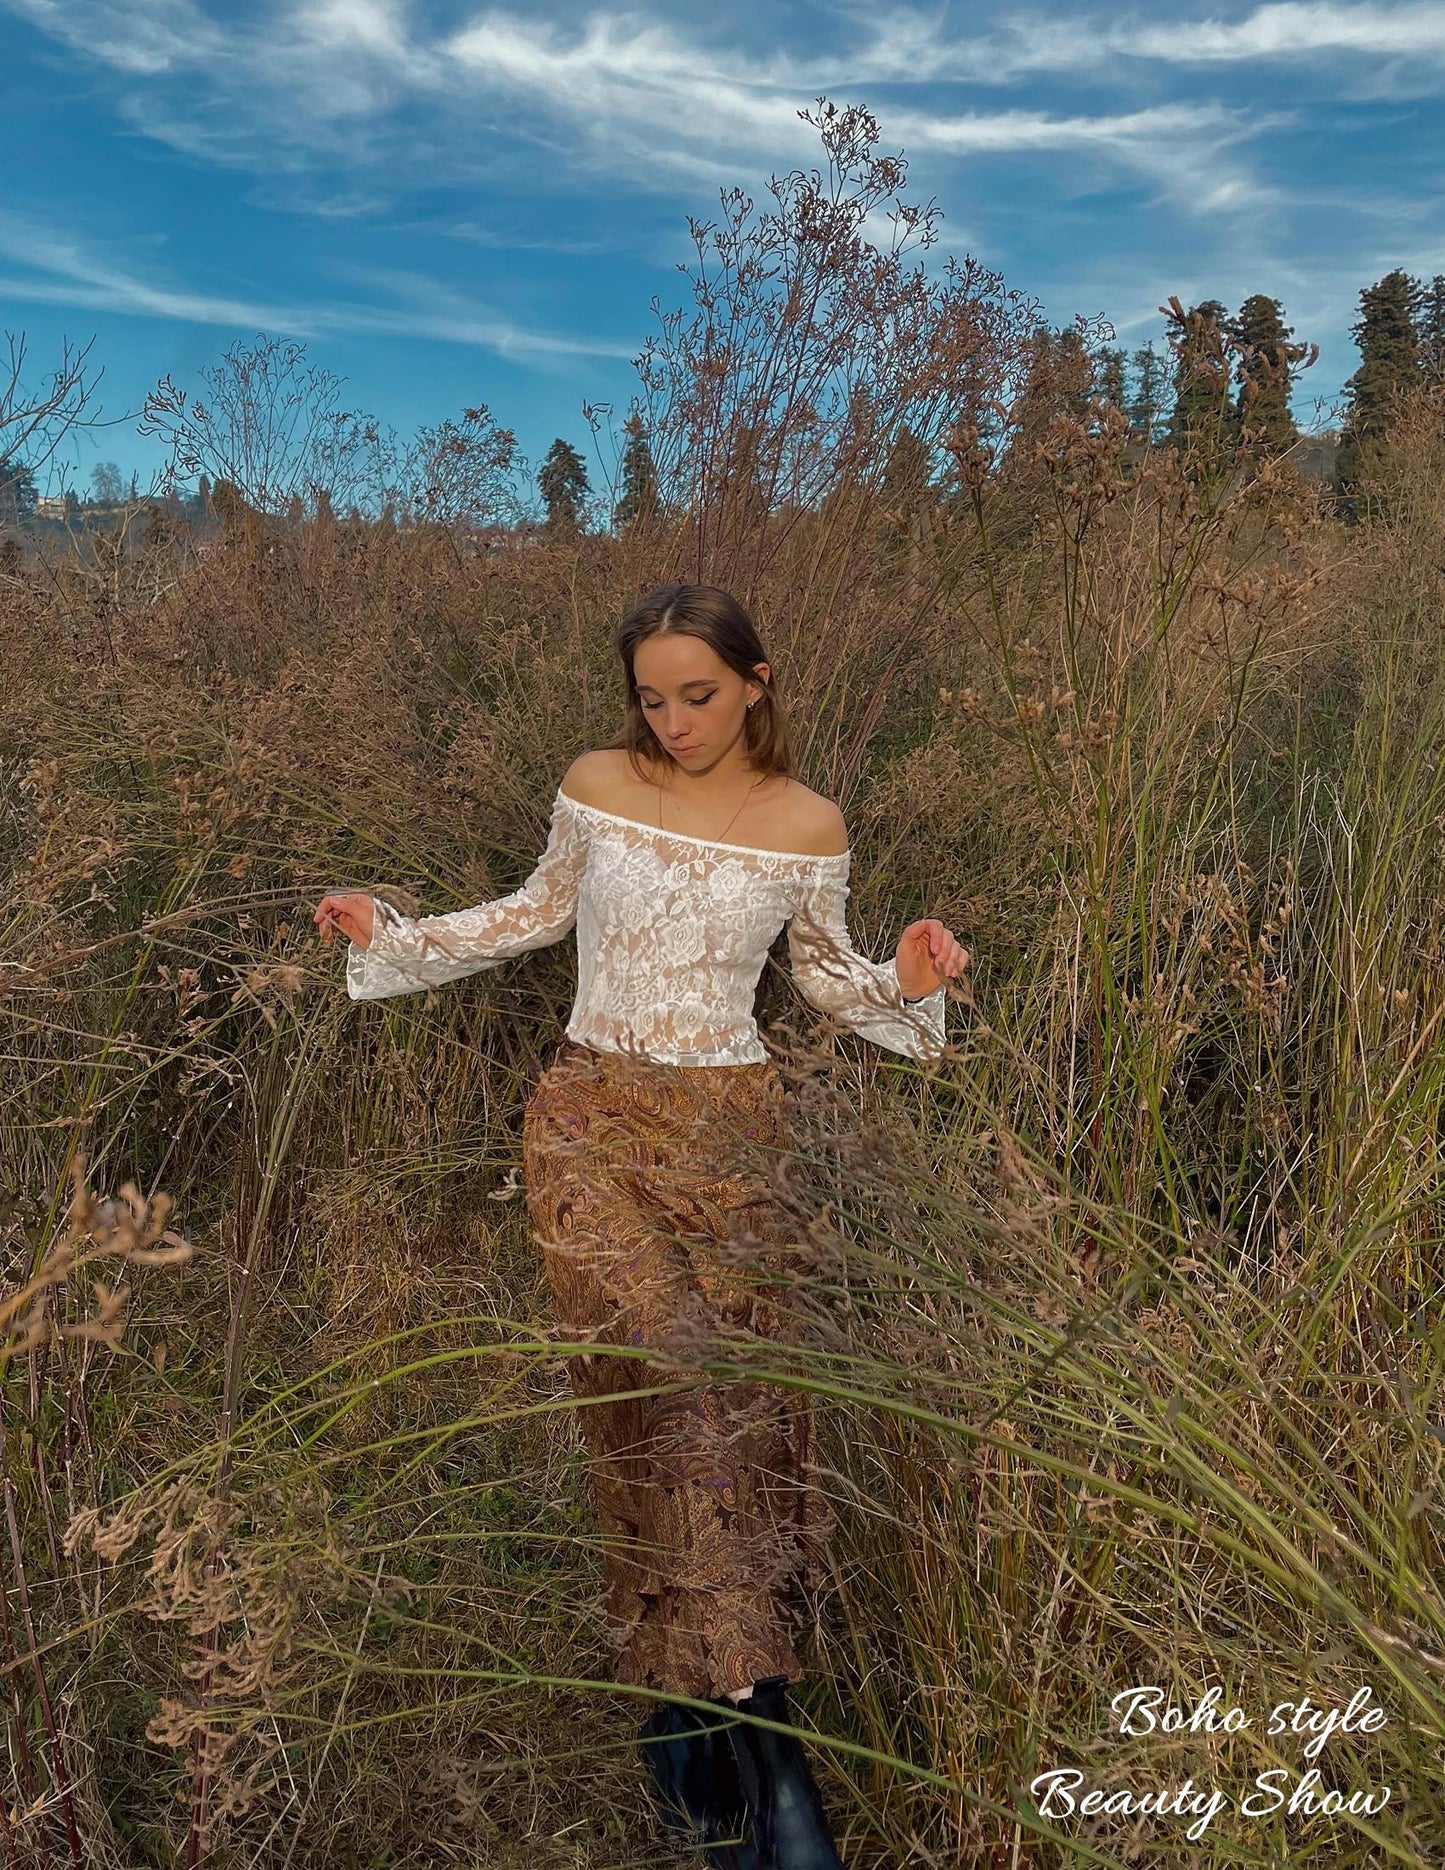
[521, 1036, 838, 1698]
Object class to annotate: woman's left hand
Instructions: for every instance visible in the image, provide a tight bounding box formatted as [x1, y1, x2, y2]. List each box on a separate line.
[896, 919, 970, 1000]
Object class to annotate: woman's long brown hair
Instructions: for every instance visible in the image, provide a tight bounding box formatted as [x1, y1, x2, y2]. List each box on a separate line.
[604, 583, 795, 783]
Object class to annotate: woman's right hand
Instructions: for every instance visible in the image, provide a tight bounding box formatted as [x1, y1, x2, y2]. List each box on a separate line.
[313, 891, 376, 951]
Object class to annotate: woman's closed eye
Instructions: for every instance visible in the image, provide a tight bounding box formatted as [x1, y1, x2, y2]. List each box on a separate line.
[642, 693, 716, 711]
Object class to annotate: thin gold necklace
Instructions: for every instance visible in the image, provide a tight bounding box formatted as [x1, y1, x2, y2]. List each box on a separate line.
[656, 771, 765, 845]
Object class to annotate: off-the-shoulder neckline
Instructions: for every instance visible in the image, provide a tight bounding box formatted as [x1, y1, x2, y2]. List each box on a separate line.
[555, 786, 852, 869]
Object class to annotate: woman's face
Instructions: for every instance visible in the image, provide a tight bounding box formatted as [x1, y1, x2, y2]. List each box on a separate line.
[633, 635, 768, 771]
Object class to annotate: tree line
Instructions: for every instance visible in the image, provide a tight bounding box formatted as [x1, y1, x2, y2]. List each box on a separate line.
[527, 268, 1445, 533]
[2, 266, 1442, 539]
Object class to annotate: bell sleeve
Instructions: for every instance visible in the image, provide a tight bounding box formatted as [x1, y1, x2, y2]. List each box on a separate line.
[345, 787, 588, 1001]
[786, 860, 948, 1063]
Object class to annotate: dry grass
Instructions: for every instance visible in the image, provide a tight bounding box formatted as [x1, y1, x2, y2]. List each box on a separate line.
[3, 106, 1444, 1870]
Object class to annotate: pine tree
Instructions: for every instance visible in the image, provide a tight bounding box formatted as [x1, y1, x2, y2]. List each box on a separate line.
[0, 458, 38, 527]
[1167, 300, 1238, 460]
[1009, 323, 1094, 454]
[1417, 274, 1445, 384]
[1054, 328, 1093, 422]
[1337, 269, 1423, 489]
[875, 425, 934, 565]
[1232, 295, 1300, 454]
[538, 438, 590, 534]
[1096, 346, 1128, 414]
[879, 425, 933, 514]
[1127, 343, 1167, 444]
[1010, 323, 1055, 439]
[612, 413, 658, 531]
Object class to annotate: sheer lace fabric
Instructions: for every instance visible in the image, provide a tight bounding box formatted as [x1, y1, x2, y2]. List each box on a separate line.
[346, 787, 948, 1066]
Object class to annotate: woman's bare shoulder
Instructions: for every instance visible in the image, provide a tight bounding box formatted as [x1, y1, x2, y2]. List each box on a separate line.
[558, 749, 626, 808]
[558, 751, 848, 856]
[783, 787, 849, 857]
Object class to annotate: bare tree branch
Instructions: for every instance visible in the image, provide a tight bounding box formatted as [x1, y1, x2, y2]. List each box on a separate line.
[0, 331, 106, 479]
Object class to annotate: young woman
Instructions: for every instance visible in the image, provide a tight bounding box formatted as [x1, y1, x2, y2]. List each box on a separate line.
[313, 584, 969, 1870]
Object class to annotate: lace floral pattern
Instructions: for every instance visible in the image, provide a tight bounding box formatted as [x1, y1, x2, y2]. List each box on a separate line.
[346, 787, 948, 1066]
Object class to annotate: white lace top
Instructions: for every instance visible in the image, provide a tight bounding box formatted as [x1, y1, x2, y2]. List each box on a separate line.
[345, 786, 949, 1067]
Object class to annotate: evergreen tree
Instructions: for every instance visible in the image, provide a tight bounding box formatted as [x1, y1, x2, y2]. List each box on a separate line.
[723, 419, 771, 534]
[538, 438, 590, 533]
[1167, 300, 1238, 459]
[1011, 323, 1055, 437]
[1008, 323, 1094, 457]
[1096, 346, 1128, 414]
[209, 478, 248, 529]
[0, 458, 38, 527]
[1127, 343, 1167, 444]
[612, 413, 658, 531]
[1053, 328, 1093, 422]
[876, 424, 934, 564]
[1417, 274, 1445, 384]
[879, 425, 933, 514]
[1338, 269, 1424, 489]
[1232, 294, 1300, 453]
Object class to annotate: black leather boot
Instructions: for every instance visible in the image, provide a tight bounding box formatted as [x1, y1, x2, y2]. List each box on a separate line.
[721, 1675, 847, 1870]
[638, 1696, 764, 1868]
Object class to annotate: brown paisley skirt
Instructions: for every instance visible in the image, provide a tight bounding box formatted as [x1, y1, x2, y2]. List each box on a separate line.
[520, 1037, 838, 1700]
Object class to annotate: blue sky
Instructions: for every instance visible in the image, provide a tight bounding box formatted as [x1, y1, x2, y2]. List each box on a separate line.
[4, 1, 1443, 502]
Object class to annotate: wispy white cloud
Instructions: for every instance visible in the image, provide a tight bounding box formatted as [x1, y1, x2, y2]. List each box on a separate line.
[891, 99, 1242, 153]
[3, 0, 225, 73]
[892, 98, 1283, 221]
[938, 1, 1445, 83]
[444, 12, 813, 153]
[0, 210, 637, 362]
[0, 212, 308, 326]
[411, 216, 625, 257]
[321, 262, 640, 358]
[4, 0, 427, 90]
[0, 0, 1288, 215]
[4, 0, 1437, 345]
[811, 0, 1445, 86]
[1128, 3, 1445, 66]
[437, 12, 1285, 208]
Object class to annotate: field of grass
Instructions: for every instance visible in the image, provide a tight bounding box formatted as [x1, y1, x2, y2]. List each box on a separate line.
[4, 122, 1445, 1869]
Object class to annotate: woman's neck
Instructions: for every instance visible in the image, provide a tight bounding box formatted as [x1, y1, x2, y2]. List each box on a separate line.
[641, 749, 769, 800]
